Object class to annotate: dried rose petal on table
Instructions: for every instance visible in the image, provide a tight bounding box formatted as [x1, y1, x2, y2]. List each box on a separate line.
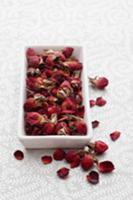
[110, 131, 121, 141]
[14, 150, 24, 160]
[89, 76, 109, 89]
[86, 171, 99, 184]
[57, 167, 69, 179]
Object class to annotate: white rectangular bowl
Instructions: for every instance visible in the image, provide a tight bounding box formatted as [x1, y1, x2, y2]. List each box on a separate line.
[18, 45, 93, 148]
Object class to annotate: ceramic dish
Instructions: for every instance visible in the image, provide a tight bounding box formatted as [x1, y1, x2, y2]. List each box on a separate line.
[18, 45, 93, 148]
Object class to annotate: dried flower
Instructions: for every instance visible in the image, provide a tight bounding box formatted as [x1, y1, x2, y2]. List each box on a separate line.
[110, 131, 121, 141]
[89, 76, 109, 89]
[53, 148, 66, 161]
[57, 167, 69, 179]
[14, 150, 24, 160]
[86, 171, 99, 184]
[94, 140, 108, 154]
[92, 120, 100, 128]
[81, 154, 94, 170]
[96, 97, 107, 106]
[97, 161, 115, 173]
[41, 155, 52, 164]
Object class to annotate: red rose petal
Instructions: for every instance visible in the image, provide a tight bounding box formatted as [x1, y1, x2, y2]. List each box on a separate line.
[98, 161, 115, 173]
[86, 171, 99, 184]
[90, 100, 96, 107]
[53, 148, 66, 161]
[41, 155, 52, 164]
[110, 131, 121, 141]
[92, 120, 100, 128]
[57, 167, 69, 179]
[14, 150, 24, 160]
[96, 97, 106, 107]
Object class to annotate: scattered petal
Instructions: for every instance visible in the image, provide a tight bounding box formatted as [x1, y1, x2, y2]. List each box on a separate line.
[90, 99, 96, 107]
[98, 161, 115, 173]
[92, 120, 100, 128]
[110, 131, 121, 141]
[96, 97, 106, 107]
[57, 167, 69, 179]
[14, 150, 24, 160]
[86, 171, 99, 184]
[41, 155, 52, 164]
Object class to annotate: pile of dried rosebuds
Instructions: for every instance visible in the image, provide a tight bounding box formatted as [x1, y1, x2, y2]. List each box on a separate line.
[14, 47, 121, 185]
[24, 47, 87, 136]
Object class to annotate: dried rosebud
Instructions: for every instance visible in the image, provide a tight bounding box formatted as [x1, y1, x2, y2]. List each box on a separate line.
[75, 92, 83, 105]
[62, 47, 73, 58]
[81, 154, 94, 170]
[86, 171, 99, 184]
[65, 150, 77, 163]
[14, 150, 24, 160]
[94, 140, 108, 154]
[48, 96, 58, 105]
[97, 161, 115, 173]
[64, 60, 82, 70]
[53, 148, 66, 161]
[96, 97, 106, 106]
[70, 78, 81, 90]
[43, 122, 55, 135]
[61, 97, 77, 112]
[27, 77, 44, 91]
[57, 167, 69, 179]
[45, 54, 57, 66]
[56, 122, 70, 135]
[27, 68, 41, 77]
[26, 48, 36, 57]
[89, 76, 109, 89]
[75, 120, 87, 135]
[54, 51, 66, 61]
[76, 106, 85, 118]
[51, 88, 58, 96]
[90, 99, 96, 107]
[70, 154, 81, 168]
[52, 70, 69, 84]
[25, 112, 46, 125]
[110, 131, 121, 141]
[60, 80, 71, 89]
[47, 105, 61, 116]
[44, 69, 53, 78]
[92, 120, 100, 129]
[28, 56, 40, 67]
[41, 155, 52, 164]
[24, 98, 37, 111]
[24, 94, 45, 111]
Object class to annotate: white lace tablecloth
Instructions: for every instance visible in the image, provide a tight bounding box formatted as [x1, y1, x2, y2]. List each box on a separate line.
[0, 0, 133, 199]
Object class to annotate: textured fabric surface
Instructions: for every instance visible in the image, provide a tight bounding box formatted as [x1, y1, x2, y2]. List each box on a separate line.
[0, 0, 133, 199]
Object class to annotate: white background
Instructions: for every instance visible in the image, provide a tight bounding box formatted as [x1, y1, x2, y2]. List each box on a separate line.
[0, 0, 133, 199]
